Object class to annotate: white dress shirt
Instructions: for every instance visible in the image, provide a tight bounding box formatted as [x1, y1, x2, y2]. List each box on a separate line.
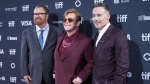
[36, 23, 49, 49]
[95, 22, 110, 47]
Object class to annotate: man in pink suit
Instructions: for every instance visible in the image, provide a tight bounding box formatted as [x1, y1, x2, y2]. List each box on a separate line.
[92, 3, 129, 84]
[53, 8, 93, 84]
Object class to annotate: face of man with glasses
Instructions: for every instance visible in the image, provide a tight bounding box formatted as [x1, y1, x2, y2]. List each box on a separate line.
[63, 13, 80, 33]
[33, 7, 48, 27]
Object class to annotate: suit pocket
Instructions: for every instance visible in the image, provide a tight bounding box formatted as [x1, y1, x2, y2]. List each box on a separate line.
[55, 73, 74, 84]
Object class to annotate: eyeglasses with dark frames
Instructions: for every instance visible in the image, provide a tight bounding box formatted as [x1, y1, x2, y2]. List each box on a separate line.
[32, 13, 47, 16]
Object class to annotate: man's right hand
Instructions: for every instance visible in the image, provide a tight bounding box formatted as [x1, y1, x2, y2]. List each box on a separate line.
[24, 75, 31, 84]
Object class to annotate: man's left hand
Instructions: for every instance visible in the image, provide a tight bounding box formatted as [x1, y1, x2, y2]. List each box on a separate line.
[72, 77, 83, 84]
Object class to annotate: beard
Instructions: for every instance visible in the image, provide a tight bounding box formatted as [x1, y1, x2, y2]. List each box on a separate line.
[34, 17, 46, 26]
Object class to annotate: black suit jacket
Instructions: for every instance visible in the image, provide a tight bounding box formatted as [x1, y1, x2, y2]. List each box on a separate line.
[20, 25, 63, 84]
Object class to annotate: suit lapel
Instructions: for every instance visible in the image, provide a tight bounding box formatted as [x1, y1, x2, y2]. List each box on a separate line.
[56, 33, 66, 60]
[32, 25, 41, 50]
[94, 24, 114, 61]
[43, 25, 54, 50]
[94, 32, 99, 52]
[62, 32, 80, 60]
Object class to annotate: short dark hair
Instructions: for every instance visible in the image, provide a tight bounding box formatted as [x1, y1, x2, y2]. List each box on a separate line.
[93, 3, 110, 13]
[35, 5, 49, 14]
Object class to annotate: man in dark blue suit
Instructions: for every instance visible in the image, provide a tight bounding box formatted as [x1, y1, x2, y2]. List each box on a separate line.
[92, 3, 129, 84]
[20, 5, 63, 84]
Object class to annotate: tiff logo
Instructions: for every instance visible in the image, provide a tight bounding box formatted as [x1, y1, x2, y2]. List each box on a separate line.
[5, 7, 17, 11]
[138, 15, 150, 21]
[75, 0, 81, 7]
[55, 2, 63, 9]
[0, 49, 4, 54]
[21, 20, 32, 26]
[7, 36, 17, 40]
[0, 76, 5, 81]
[0, 62, 3, 68]
[114, 0, 120, 4]
[0, 35, 1, 41]
[8, 21, 15, 27]
[142, 72, 150, 80]
[22, 5, 29, 11]
[114, 0, 129, 4]
[9, 49, 16, 55]
[117, 14, 128, 22]
[10, 76, 17, 83]
[142, 0, 150, 1]
[94, 0, 104, 3]
[141, 33, 150, 41]
[0, 21, 2, 27]
[143, 53, 150, 61]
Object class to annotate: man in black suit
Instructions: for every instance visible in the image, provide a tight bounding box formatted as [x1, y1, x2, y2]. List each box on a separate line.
[20, 5, 63, 84]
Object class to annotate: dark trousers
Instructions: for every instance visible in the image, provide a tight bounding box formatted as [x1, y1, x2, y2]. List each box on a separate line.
[41, 75, 46, 84]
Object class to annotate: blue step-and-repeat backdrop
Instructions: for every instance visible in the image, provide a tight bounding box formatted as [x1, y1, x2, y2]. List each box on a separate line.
[0, 0, 150, 84]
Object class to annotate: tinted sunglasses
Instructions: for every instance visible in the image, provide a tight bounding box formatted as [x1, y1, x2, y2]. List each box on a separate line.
[63, 18, 74, 23]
